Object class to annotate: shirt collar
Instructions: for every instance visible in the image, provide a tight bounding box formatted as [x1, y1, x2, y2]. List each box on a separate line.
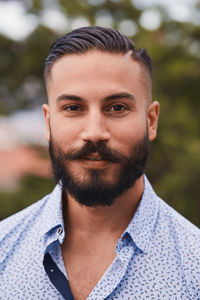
[125, 175, 160, 254]
[39, 176, 159, 254]
[39, 183, 65, 240]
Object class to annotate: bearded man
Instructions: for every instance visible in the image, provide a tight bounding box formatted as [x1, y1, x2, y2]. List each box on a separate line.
[0, 26, 199, 300]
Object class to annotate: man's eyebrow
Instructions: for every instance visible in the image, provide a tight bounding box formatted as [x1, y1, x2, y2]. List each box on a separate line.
[56, 94, 84, 103]
[104, 92, 136, 102]
[56, 92, 136, 103]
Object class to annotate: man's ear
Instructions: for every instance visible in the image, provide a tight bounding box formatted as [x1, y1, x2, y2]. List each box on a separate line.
[42, 104, 50, 142]
[147, 101, 160, 142]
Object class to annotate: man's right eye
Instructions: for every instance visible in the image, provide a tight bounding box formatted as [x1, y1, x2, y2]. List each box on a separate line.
[63, 105, 81, 111]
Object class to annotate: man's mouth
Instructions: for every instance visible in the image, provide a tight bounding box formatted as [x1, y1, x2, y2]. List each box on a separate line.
[78, 154, 111, 168]
[83, 156, 105, 161]
[82, 153, 106, 161]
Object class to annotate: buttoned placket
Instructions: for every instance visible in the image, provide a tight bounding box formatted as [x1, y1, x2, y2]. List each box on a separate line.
[43, 225, 74, 299]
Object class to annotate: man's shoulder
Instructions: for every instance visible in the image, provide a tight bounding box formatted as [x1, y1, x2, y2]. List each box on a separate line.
[144, 177, 200, 246]
[149, 196, 200, 296]
[0, 192, 50, 241]
[157, 196, 200, 262]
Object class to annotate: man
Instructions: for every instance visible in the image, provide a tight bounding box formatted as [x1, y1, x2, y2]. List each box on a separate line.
[0, 26, 199, 300]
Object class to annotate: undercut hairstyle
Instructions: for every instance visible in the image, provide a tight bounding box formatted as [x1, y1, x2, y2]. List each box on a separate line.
[44, 26, 152, 82]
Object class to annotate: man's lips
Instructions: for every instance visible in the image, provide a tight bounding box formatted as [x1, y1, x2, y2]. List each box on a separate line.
[82, 153, 107, 161]
[78, 155, 111, 168]
[77, 154, 121, 163]
[83, 156, 105, 161]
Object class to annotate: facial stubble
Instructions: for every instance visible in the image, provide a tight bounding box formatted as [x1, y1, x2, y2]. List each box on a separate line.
[49, 131, 150, 207]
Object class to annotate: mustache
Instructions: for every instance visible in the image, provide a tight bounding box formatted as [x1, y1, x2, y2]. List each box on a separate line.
[60, 141, 128, 163]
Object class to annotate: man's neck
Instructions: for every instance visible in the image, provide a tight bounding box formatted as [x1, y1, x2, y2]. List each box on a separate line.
[61, 176, 144, 300]
[62, 176, 144, 240]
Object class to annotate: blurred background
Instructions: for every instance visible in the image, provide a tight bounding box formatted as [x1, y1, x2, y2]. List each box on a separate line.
[0, 0, 200, 227]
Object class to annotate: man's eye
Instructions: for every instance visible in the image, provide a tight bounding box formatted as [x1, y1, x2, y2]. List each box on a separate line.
[63, 105, 81, 111]
[109, 104, 127, 112]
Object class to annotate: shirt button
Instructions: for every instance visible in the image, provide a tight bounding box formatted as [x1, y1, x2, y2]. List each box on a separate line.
[121, 234, 128, 241]
[57, 227, 63, 235]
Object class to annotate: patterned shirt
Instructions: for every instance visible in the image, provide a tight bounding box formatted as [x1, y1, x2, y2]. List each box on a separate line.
[0, 176, 200, 299]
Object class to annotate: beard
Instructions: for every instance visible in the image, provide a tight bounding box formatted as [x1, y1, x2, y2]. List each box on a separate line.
[49, 131, 150, 207]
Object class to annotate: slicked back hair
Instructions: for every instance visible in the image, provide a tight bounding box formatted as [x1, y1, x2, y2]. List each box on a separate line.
[44, 26, 152, 83]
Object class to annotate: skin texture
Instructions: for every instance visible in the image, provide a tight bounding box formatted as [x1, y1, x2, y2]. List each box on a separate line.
[43, 51, 159, 300]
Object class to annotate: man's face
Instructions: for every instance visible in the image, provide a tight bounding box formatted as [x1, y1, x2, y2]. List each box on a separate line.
[43, 51, 159, 206]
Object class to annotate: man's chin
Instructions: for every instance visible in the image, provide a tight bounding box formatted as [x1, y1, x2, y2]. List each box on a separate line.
[60, 172, 134, 207]
[64, 162, 119, 186]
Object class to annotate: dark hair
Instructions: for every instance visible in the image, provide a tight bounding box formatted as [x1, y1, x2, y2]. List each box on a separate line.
[44, 26, 152, 80]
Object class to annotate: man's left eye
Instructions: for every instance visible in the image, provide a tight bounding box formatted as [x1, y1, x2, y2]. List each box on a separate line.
[109, 104, 127, 112]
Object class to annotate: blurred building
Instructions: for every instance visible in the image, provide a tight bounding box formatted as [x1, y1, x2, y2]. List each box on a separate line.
[0, 109, 50, 190]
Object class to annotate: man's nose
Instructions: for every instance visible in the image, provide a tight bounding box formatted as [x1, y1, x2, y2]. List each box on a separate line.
[80, 111, 111, 143]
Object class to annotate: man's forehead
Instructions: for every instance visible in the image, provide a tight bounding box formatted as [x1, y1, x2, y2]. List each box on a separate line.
[48, 50, 143, 82]
[46, 50, 151, 104]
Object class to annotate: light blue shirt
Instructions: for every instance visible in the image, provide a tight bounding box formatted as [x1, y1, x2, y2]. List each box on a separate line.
[0, 176, 200, 299]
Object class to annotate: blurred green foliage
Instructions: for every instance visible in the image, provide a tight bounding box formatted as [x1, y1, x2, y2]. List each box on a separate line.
[0, 0, 200, 227]
[0, 174, 54, 220]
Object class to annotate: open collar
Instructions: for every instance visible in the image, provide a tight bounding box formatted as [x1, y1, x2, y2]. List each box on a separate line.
[39, 183, 65, 241]
[125, 175, 160, 254]
[39, 176, 159, 254]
